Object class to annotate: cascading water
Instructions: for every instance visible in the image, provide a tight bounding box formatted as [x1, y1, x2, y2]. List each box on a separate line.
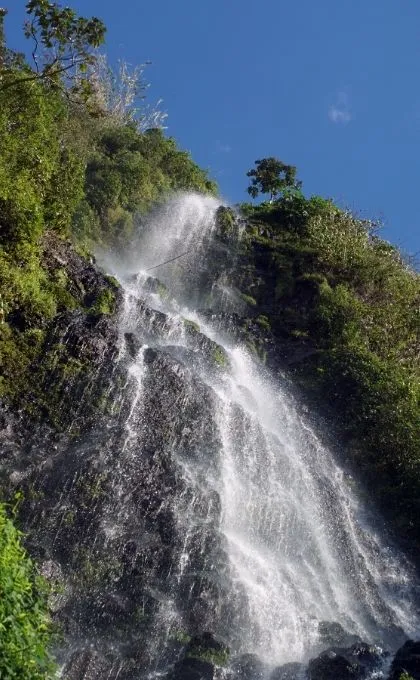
[96, 192, 420, 674]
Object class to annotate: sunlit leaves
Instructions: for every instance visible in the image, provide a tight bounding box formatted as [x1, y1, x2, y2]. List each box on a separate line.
[0, 504, 56, 678]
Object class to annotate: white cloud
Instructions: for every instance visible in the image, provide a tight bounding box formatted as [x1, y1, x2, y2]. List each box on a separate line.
[328, 91, 351, 124]
[215, 140, 232, 153]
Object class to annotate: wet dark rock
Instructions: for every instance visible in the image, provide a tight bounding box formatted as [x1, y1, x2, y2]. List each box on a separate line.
[215, 206, 239, 243]
[124, 332, 142, 358]
[144, 275, 169, 297]
[183, 320, 230, 368]
[134, 298, 174, 340]
[270, 661, 304, 680]
[231, 653, 266, 679]
[201, 309, 317, 369]
[166, 632, 228, 680]
[308, 642, 384, 680]
[346, 642, 386, 672]
[186, 632, 229, 665]
[62, 649, 122, 680]
[388, 639, 420, 680]
[308, 650, 362, 680]
[0, 316, 234, 673]
[42, 230, 121, 311]
[318, 621, 361, 649]
[168, 657, 215, 680]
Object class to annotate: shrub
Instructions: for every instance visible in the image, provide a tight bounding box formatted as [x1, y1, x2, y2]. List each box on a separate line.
[0, 503, 56, 679]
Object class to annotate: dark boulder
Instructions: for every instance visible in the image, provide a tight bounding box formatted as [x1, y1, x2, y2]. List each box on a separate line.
[186, 631, 229, 663]
[270, 661, 304, 679]
[308, 642, 384, 680]
[124, 332, 142, 358]
[308, 650, 362, 680]
[231, 653, 266, 679]
[388, 640, 420, 680]
[62, 649, 124, 680]
[168, 657, 215, 680]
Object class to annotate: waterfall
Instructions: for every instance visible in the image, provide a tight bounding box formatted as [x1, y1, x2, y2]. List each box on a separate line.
[4, 192, 418, 679]
[95, 192, 420, 672]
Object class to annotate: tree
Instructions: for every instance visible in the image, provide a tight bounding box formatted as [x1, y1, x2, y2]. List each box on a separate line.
[0, 1, 106, 92]
[246, 157, 302, 201]
[0, 9, 6, 65]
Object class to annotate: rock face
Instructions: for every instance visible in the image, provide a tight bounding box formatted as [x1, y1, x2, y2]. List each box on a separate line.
[166, 633, 228, 680]
[270, 662, 304, 680]
[317, 621, 361, 649]
[307, 642, 385, 680]
[388, 640, 420, 680]
[231, 654, 267, 679]
[0, 260, 238, 678]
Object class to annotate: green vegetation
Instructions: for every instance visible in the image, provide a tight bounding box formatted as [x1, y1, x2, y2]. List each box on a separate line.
[240, 293, 257, 307]
[89, 287, 116, 316]
[183, 318, 201, 333]
[0, 502, 56, 679]
[246, 157, 302, 201]
[0, 2, 216, 407]
[213, 345, 228, 367]
[186, 640, 229, 666]
[77, 125, 216, 251]
[236, 166, 420, 551]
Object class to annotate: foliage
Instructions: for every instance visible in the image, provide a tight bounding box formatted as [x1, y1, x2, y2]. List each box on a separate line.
[246, 157, 302, 201]
[17, 1, 104, 91]
[0, 502, 56, 678]
[89, 287, 116, 316]
[0, 4, 217, 405]
[88, 54, 168, 130]
[0, 2, 104, 95]
[237, 192, 420, 550]
[76, 126, 217, 251]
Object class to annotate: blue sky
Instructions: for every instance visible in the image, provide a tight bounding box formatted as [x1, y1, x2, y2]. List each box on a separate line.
[5, 1, 420, 255]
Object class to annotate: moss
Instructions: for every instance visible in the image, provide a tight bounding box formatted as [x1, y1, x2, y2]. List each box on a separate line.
[169, 629, 191, 644]
[76, 549, 121, 589]
[186, 644, 229, 667]
[157, 281, 169, 300]
[291, 329, 309, 339]
[184, 318, 200, 333]
[61, 357, 84, 379]
[89, 287, 116, 316]
[213, 345, 228, 367]
[215, 206, 237, 241]
[240, 293, 257, 307]
[105, 274, 120, 289]
[256, 314, 271, 331]
[63, 510, 76, 527]
[0, 323, 46, 400]
[75, 471, 108, 502]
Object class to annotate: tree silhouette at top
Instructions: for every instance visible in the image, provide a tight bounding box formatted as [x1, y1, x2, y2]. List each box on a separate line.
[246, 157, 301, 202]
